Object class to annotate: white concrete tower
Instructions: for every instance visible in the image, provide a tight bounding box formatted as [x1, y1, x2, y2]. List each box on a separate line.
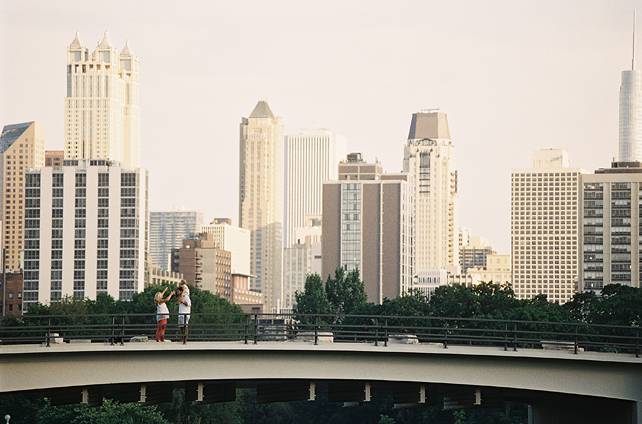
[619, 12, 642, 162]
[403, 110, 459, 271]
[239, 101, 284, 312]
[284, 128, 346, 248]
[65, 32, 140, 168]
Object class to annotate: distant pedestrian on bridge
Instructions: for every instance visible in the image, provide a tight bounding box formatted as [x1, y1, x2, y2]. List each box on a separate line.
[155, 288, 174, 342]
[176, 286, 191, 344]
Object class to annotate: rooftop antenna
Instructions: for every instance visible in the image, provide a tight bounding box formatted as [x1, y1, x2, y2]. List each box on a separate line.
[633, 10, 637, 70]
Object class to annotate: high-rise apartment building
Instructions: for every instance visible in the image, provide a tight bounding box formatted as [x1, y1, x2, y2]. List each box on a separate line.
[239, 101, 284, 312]
[0, 122, 45, 271]
[284, 128, 346, 248]
[23, 159, 148, 308]
[200, 218, 251, 276]
[322, 154, 414, 304]
[460, 236, 497, 274]
[149, 207, 203, 271]
[579, 163, 642, 294]
[65, 32, 140, 168]
[619, 16, 641, 162]
[403, 110, 459, 271]
[511, 149, 585, 303]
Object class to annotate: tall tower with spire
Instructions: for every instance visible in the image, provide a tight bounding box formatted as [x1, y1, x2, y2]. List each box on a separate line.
[239, 101, 284, 312]
[403, 110, 459, 271]
[65, 32, 140, 168]
[619, 12, 642, 162]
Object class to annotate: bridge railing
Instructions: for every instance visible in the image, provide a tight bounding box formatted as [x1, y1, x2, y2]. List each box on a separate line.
[0, 313, 639, 357]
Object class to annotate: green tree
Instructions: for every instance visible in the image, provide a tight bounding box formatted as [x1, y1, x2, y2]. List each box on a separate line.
[34, 399, 171, 424]
[325, 268, 367, 316]
[294, 274, 331, 325]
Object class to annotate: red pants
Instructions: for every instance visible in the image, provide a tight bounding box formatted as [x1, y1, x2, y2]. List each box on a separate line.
[156, 319, 167, 342]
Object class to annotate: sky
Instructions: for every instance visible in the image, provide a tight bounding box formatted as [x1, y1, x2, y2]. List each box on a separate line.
[1, 0, 640, 254]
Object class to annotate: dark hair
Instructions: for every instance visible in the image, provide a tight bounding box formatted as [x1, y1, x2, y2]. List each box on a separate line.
[176, 286, 183, 293]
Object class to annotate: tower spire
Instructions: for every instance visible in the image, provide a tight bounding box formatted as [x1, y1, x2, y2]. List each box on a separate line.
[633, 10, 637, 70]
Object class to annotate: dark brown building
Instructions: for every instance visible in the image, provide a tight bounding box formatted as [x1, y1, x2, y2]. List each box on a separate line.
[171, 233, 233, 301]
[1, 272, 23, 318]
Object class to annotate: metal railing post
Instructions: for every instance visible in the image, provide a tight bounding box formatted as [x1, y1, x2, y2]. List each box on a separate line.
[120, 315, 125, 346]
[573, 324, 578, 355]
[46, 317, 51, 347]
[443, 320, 448, 349]
[636, 327, 640, 359]
[513, 321, 517, 352]
[314, 316, 319, 346]
[253, 314, 258, 345]
[374, 317, 379, 347]
[244, 314, 249, 345]
[384, 317, 388, 347]
[503, 321, 508, 351]
[110, 315, 116, 346]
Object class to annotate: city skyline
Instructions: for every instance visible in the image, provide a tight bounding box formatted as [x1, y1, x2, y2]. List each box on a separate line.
[1, 1, 640, 254]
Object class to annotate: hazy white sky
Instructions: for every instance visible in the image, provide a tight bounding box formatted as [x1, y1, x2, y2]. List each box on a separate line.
[1, 0, 640, 254]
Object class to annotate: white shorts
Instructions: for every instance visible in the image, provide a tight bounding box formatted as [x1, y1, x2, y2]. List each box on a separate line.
[178, 314, 190, 326]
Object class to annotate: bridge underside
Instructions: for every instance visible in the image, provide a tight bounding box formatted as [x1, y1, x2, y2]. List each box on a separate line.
[2, 342, 640, 424]
[8, 379, 639, 424]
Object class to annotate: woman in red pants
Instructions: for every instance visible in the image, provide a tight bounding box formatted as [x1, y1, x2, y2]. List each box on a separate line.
[155, 288, 174, 342]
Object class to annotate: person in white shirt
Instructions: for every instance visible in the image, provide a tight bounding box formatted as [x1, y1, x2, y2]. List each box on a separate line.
[176, 286, 191, 344]
[154, 288, 174, 342]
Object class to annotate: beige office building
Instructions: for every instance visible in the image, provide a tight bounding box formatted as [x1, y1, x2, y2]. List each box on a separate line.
[511, 149, 586, 303]
[0, 122, 45, 271]
[467, 254, 512, 285]
[65, 32, 140, 168]
[239, 101, 284, 312]
[403, 110, 459, 271]
[579, 162, 642, 293]
[201, 218, 251, 276]
[322, 154, 414, 304]
[284, 128, 346, 248]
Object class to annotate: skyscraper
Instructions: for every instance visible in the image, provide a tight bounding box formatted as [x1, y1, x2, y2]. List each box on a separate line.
[322, 153, 414, 304]
[619, 14, 642, 162]
[65, 32, 140, 168]
[0, 122, 45, 271]
[149, 207, 203, 271]
[403, 110, 459, 270]
[511, 149, 586, 303]
[239, 101, 284, 312]
[284, 128, 346, 248]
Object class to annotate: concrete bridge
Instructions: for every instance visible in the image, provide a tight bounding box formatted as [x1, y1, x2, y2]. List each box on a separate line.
[1, 338, 640, 424]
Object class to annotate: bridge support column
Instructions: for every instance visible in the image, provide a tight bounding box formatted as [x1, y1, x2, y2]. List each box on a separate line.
[531, 393, 637, 424]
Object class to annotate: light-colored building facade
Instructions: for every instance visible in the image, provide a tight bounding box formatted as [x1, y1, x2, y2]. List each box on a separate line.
[149, 207, 203, 271]
[201, 218, 251, 276]
[284, 128, 346, 248]
[579, 163, 642, 294]
[23, 159, 148, 308]
[284, 216, 322, 310]
[460, 236, 497, 274]
[146, 266, 183, 288]
[65, 32, 140, 168]
[0, 122, 45, 271]
[239, 101, 284, 312]
[619, 33, 642, 162]
[322, 154, 414, 304]
[511, 149, 585, 303]
[403, 110, 459, 271]
[467, 254, 512, 285]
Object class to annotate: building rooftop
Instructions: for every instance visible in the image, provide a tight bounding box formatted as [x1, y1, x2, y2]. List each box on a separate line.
[249, 101, 275, 119]
[408, 111, 450, 140]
